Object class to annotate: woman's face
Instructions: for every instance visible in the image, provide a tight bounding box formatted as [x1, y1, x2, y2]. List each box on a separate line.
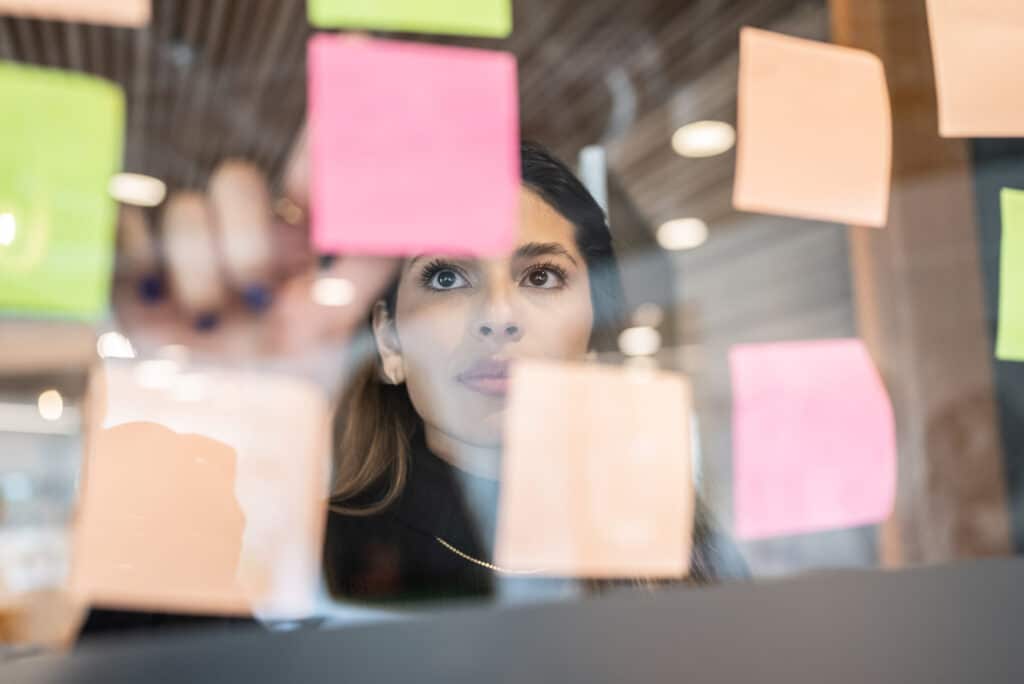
[374, 187, 594, 449]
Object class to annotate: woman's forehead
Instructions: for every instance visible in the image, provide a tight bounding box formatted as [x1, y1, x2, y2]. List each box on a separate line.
[518, 187, 578, 253]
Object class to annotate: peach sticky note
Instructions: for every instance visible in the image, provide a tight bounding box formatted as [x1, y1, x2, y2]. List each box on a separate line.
[926, 0, 1024, 137]
[996, 188, 1024, 361]
[73, 363, 330, 619]
[308, 0, 512, 38]
[733, 27, 892, 228]
[730, 339, 896, 540]
[495, 361, 694, 578]
[0, 0, 150, 26]
[308, 35, 519, 256]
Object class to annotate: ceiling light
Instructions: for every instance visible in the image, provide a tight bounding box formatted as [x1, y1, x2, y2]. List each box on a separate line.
[671, 120, 736, 158]
[312, 277, 355, 307]
[108, 173, 167, 207]
[618, 326, 662, 357]
[97, 331, 136, 359]
[657, 218, 708, 251]
[37, 389, 64, 421]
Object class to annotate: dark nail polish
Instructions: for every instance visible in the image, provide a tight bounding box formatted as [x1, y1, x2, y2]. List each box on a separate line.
[194, 312, 220, 332]
[243, 284, 273, 312]
[137, 275, 165, 303]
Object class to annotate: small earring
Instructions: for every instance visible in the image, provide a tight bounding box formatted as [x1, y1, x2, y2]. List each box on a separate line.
[380, 359, 405, 385]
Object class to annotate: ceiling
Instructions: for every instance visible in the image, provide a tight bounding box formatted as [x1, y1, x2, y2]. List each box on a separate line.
[0, 0, 825, 234]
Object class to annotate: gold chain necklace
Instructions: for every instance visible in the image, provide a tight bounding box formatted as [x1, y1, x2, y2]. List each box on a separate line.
[434, 536, 547, 575]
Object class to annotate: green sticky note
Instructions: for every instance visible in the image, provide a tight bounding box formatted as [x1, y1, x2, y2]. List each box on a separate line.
[308, 0, 512, 38]
[997, 188, 1024, 362]
[0, 61, 124, 320]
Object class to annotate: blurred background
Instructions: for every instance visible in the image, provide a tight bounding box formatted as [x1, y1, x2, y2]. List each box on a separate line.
[0, 0, 1021, 627]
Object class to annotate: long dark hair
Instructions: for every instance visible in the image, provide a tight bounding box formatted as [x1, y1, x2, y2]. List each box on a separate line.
[329, 141, 735, 585]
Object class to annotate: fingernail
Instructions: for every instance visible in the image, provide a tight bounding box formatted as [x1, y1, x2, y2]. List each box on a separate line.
[243, 284, 273, 312]
[194, 312, 220, 332]
[318, 254, 337, 270]
[137, 275, 165, 303]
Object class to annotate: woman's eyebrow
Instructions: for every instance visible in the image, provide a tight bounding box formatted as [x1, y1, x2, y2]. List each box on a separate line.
[514, 241, 579, 266]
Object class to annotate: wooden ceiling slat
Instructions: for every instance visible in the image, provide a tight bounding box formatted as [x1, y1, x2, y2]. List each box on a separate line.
[0, 0, 826, 238]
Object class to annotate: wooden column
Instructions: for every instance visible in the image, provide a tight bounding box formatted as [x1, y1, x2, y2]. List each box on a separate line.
[830, 0, 1012, 563]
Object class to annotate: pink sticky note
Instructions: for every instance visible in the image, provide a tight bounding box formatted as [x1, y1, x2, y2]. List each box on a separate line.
[73, 363, 330, 618]
[308, 35, 520, 256]
[730, 339, 896, 540]
[495, 361, 694, 578]
[733, 28, 892, 228]
[0, 0, 150, 26]
[926, 0, 1024, 137]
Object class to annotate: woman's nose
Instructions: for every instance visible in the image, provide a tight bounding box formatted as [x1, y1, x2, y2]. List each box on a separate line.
[473, 286, 523, 342]
[477, 320, 522, 341]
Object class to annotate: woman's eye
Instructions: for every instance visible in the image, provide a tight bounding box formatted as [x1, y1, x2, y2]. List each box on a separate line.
[521, 267, 564, 289]
[428, 268, 468, 290]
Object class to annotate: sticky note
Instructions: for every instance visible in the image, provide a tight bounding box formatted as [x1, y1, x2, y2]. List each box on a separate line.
[308, 0, 511, 38]
[733, 28, 892, 228]
[925, 0, 1024, 137]
[0, 62, 124, 320]
[730, 339, 896, 540]
[997, 188, 1024, 361]
[73, 363, 330, 618]
[308, 35, 519, 256]
[0, 0, 150, 26]
[495, 361, 694, 578]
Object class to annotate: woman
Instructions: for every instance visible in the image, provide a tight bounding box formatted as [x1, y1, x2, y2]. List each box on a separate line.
[324, 141, 746, 602]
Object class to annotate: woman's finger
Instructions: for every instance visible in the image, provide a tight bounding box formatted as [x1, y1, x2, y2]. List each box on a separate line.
[116, 205, 164, 303]
[208, 160, 275, 312]
[160, 191, 227, 331]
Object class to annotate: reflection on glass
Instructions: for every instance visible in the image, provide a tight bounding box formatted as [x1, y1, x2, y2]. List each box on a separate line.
[325, 142, 746, 606]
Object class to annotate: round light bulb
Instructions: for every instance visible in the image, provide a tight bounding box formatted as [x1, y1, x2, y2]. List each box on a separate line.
[671, 121, 736, 158]
[312, 277, 355, 307]
[618, 326, 662, 357]
[657, 218, 708, 251]
[109, 173, 167, 207]
[37, 389, 64, 421]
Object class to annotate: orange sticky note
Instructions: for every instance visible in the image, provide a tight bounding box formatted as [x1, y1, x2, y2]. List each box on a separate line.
[0, 0, 150, 26]
[733, 27, 892, 228]
[73, 363, 330, 619]
[495, 361, 694, 578]
[925, 0, 1024, 137]
[730, 339, 897, 540]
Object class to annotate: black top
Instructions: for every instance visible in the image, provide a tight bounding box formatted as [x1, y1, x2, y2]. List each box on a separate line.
[324, 431, 499, 602]
[323, 430, 749, 603]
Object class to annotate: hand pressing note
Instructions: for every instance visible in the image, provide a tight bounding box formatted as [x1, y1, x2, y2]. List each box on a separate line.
[112, 159, 396, 378]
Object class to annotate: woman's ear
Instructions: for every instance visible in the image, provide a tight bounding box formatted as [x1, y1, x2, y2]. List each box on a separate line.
[371, 300, 405, 385]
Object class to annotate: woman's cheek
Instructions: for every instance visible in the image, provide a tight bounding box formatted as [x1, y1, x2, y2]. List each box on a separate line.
[532, 291, 594, 359]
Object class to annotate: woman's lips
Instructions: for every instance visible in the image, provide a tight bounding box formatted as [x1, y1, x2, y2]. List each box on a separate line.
[457, 359, 510, 397]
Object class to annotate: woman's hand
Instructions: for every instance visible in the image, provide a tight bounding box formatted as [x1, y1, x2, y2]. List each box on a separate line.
[111, 159, 395, 375]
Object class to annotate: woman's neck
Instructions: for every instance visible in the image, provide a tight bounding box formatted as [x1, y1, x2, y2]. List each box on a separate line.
[424, 425, 501, 480]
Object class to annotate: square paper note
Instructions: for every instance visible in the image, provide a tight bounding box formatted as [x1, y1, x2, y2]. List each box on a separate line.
[308, 0, 511, 38]
[730, 339, 896, 540]
[926, 0, 1024, 137]
[0, 0, 149, 26]
[733, 28, 892, 228]
[997, 188, 1024, 361]
[0, 62, 124, 319]
[73, 363, 331, 619]
[495, 361, 694, 578]
[308, 35, 519, 257]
